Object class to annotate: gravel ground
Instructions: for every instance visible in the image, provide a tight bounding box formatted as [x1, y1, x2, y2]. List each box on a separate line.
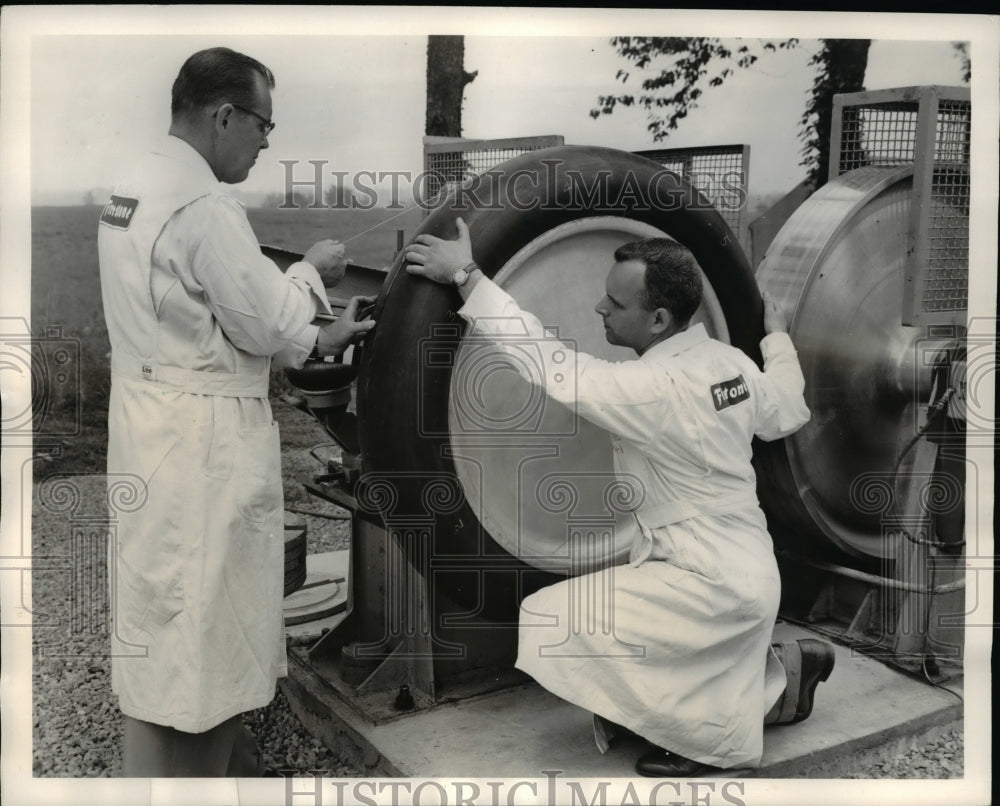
[842, 726, 964, 779]
[29, 407, 965, 780]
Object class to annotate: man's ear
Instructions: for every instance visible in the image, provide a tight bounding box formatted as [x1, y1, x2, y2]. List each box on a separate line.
[650, 307, 672, 334]
[213, 103, 234, 137]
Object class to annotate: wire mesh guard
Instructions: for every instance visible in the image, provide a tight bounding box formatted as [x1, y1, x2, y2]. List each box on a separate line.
[924, 100, 970, 318]
[423, 137, 750, 254]
[422, 135, 565, 211]
[634, 145, 749, 250]
[833, 87, 970, 326]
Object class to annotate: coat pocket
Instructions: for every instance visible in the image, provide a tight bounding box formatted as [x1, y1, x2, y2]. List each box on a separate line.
[234, 420, 283, 523]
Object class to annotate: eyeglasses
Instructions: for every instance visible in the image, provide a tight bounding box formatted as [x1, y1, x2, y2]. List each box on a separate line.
[231, 103, 275, 136]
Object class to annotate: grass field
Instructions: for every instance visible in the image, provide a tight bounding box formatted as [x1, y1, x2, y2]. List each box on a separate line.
[27, 203, 425, 476]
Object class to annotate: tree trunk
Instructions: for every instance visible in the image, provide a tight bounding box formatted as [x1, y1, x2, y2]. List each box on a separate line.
[805, 39, 871, 188]
[425, 35, 478, 137]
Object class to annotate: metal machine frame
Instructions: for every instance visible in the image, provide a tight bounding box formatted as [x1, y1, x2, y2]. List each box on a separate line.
[766, 86, 970, 682]
[276, 90, 971, 720]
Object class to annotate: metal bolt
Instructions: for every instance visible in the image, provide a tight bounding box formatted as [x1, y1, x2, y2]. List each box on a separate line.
[394, 685, 415, 710]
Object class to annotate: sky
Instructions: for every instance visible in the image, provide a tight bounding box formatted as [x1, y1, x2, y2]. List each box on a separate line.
[19, 13, 975, 208]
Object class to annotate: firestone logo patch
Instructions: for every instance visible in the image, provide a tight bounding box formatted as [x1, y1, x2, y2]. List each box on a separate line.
[100, 194, 139, 230]
[711, 374, 750, 411]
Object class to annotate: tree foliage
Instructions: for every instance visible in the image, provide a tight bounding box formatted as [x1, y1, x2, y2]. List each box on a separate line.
[952, 41, 971, 84]
[799, 39, 870, 187]
[591, 38, 799, 138]
[591, 37, 872, 187]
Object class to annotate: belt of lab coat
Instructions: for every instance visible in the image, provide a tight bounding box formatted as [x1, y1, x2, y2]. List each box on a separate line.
[111, 351, 269, 398]
[630, 492, 759, 567]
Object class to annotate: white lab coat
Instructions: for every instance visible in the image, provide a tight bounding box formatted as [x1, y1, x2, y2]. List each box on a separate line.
[98, 136, 331, 732]
[458, 278, 810, 768]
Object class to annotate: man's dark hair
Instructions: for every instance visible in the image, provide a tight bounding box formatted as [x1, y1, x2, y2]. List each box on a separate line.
[171, 47, 275, 117]
[614, 238, 703, 325]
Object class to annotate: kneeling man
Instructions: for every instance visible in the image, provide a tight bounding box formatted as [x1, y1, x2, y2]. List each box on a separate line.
[406, 220, 833, 776]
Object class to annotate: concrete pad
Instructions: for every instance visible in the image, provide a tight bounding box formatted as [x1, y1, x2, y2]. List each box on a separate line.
[759, 622, 962, 776]
[281, 618, 962, 778]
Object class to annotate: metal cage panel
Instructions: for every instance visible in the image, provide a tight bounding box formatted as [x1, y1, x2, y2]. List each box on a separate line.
[422, 138, 751, 258]
[830, 86, 970, 327]
[634, 144, 750, 253]
[422, 135, 565, 213]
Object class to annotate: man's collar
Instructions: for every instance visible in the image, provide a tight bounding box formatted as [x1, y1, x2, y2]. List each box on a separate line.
[154, 135, 221, 186]
[641, 321, 709, 360]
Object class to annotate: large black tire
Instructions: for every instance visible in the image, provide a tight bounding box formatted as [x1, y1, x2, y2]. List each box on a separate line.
[357, 145, 763, 622]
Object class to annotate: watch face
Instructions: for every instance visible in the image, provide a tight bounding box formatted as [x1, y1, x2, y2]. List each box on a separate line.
[453, 269, 469, 286]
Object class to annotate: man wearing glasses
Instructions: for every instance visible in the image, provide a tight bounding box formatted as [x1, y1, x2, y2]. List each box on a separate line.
[98, 47, 374, 776]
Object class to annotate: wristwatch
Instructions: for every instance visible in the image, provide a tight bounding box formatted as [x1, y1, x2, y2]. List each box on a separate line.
[452, 262, 479, 287]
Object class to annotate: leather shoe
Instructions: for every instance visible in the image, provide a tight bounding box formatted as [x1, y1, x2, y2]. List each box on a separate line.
[791, 638, 835, 723]
[635, 748, 721, 777]
[766, 638, 836, 725]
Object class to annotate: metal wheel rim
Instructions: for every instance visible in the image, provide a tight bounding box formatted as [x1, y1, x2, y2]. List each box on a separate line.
[447, 216, 731, 573]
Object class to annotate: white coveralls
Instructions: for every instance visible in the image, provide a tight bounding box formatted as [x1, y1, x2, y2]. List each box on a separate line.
[458, 278, 810, 769]
[98, 136, 331, 733]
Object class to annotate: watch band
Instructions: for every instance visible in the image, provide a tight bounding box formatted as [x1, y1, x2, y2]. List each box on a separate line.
[453, 261, 480, 287]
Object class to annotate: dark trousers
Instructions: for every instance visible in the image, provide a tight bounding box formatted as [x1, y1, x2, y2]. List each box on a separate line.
[121, 714, 260, 777]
